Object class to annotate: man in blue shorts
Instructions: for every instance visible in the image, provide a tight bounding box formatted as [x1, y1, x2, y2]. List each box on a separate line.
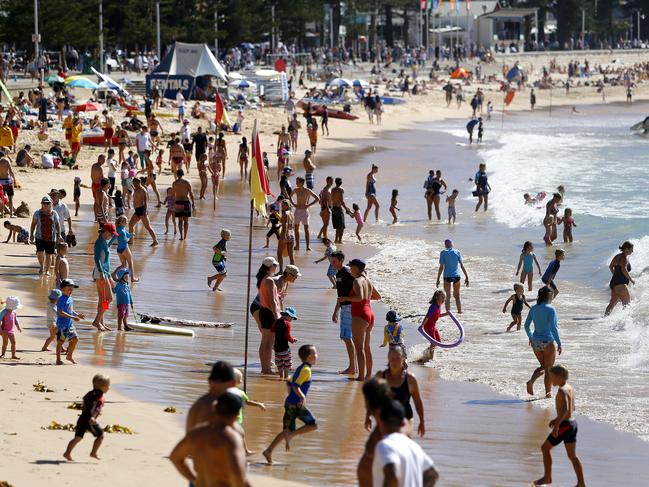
[330, 250, 356, 375]
[436, 239, 470, 313]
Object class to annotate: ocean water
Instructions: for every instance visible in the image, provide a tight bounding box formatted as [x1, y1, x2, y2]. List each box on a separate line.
[363, 103, 649, 440]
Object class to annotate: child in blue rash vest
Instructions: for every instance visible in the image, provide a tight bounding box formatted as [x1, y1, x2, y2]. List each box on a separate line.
[207, 229, 231, 291]
[112, 268, 134, 331]
[56, 279, 85, 365]
[114, 215, 137, 283]
[542, 249, 565, 298]
[263, 344, 318, 464]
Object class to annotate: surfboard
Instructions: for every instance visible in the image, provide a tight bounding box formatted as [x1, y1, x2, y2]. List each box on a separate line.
[127, 322, 195, 337]
[137, 312, 233, 328]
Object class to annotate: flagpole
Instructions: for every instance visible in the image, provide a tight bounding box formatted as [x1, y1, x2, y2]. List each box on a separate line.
[243, 197, 253, 392]
[501, 93, 505, 128]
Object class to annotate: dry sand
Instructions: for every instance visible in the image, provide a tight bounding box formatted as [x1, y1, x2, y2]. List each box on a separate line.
[2, 54, 649, 486]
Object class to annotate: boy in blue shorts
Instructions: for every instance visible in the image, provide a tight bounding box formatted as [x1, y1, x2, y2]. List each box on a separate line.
[207, 229, 230, 291]
[56, 279, 85, 365]
[263, 344, 318, 464]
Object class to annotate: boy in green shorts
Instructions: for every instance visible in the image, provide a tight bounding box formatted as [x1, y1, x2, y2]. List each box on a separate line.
[263, 344, 318, 464]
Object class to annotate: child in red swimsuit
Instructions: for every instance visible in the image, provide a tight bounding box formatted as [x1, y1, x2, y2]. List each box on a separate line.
[418, 290, 447, 360]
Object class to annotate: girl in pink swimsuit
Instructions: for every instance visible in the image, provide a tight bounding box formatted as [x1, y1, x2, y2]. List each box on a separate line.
[1, 296, 22, 359]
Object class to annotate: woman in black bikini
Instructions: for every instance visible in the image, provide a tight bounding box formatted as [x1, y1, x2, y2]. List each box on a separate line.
[375, 346, 426, 437]
[605, 241, 635, 315]
[363, 164, 380, 223]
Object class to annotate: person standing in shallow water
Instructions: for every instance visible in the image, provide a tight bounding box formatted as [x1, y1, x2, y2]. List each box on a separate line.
[363, 164, 380, 223]
[435, 239, 470, 313]
[605, 241, 634, 315]
[330, 251, 357, 376]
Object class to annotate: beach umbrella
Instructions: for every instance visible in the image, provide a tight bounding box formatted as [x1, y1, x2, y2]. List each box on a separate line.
[74, 102, 100, 112]
[230, 79, 256, 89]
[352, 79, 370, 88]
[328, 77, 352, 88]
[506, 66, 522, 82]
[64, 76, 99, 89]
[240, 42, 255, 50]
[450, 68, 469, 79]
[45, 74, 64, 85]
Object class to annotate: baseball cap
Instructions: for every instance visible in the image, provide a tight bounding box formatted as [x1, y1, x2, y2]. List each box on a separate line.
[284, 265, 301, 277]
[41, 195, 52, 204]
[49, 289, 62, 300]
[281, 307, 298, 320]
[263, 256, 279, 268]
[60, 279, 79, 289]
[348, 258, 366, 271]
[386, 310, 401, 322]
[102, 223, 118, 236]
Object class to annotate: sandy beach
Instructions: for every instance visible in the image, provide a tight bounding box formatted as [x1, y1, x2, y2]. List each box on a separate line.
[3, 50, 649, 486]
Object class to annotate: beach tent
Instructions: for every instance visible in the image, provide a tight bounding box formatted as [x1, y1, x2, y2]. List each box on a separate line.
[146, 42, 228, 99]
[506, 66, 523, 82]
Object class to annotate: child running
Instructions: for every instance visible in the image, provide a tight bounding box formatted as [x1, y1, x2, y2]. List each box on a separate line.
[228, 368, 267, 455]
[263, 344, 318, 464]
[112, 268, 134, 331]
[56, 279, 84, 365]
[418, 290, 447, 361]
[207, 229, 230, 291]
[264, 204, 281, 248]
[389, 189, 400, 224]
[63, 374, 111, 461]
[162, 188, 177, 235]
[446, 189, 459, 224]
[502, 283, 531, 332]
[542, 249, 565, 298]
[561, 208, 576, 243]
[380, 310, 406, 359]
[3, 220, 29, 244]
[313, 237, 337, 288]
[272, 307, 299, 380]
[532, 364, 586, 487]
[0, 296, 22, 359]
[348, 203, 364, 243]
[516, 241, 542, 291]
[42, 289, 61, 351]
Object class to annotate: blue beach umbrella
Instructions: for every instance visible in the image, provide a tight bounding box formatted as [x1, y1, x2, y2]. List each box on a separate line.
[64, 76, 99, 89]
[328, 78, 352, 88]
[353, 79, 369, 88]
[506, 66, 522, 82]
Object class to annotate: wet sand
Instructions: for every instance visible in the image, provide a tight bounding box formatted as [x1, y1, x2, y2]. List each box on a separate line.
[5, 121, 649, 486]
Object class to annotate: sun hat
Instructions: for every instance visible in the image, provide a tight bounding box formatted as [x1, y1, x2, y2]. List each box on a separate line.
[284, 265, 301, 277]
[263, 256, 279, 268]
[4, 296, 22, 310]
[281, 307, 298, 320]
[49, 289, 62, 300]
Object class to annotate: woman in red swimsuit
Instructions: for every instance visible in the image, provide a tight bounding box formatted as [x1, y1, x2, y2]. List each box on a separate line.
[340, 258, 381, 381]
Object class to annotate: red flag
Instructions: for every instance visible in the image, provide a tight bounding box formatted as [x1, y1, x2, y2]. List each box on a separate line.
[250, 120, 271, 214]
[215, 92, 224, 125]
[466, 0, 471, 11]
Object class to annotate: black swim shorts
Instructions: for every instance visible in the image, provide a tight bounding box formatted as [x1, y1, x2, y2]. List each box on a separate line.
[547, 419, 577, 446]
[174, 200, 191, 218]
[75, 419, 104, 439]
[443, 277, 461, 284]
[332, 206, 345, 230]
[259, 307, 275, 330]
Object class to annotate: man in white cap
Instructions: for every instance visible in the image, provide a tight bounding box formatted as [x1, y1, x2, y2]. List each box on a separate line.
[49, 189, 72, 238]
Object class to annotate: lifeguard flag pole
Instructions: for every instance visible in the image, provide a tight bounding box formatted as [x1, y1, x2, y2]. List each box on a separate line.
[243, 119, 271, 391]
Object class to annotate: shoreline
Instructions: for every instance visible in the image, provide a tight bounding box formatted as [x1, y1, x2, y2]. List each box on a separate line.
[3, 72, 649, 486]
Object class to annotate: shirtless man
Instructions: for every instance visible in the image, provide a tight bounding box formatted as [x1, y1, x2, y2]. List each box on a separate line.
[170, 391, 249, 487]
[90, 155, 106, 201]
[303, 149, 317, 190]
[331, 177, 349, 244]
[0, 156, 16, 216]
[93, 178, 111, 228]
[128, 177, 158, 246]
[172, 169, 196, 241]
[186, 361, 236, 431]
[102, 109, 114, 152]
[290, 177, 319, 251]
[317, 176, 333, 239]
[168, 138, 186, 179]
[148, 114, 163, 150]
[288, 113, 300, 152]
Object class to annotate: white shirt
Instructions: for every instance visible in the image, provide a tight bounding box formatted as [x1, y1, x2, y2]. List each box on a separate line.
[136, 132, 151, 152]
[53, 201, 71, 235]
[176, 91, 185, 108]
[106, 157, 117, 178]
[372, 433, 434, 487]
[181, 125, 191, 144]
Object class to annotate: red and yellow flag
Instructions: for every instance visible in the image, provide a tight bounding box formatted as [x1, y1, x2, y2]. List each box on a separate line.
[250, 119, 271, 216]
[215, 92, 224, 125]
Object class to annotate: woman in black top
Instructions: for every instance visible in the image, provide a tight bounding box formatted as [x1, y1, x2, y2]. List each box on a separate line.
[376, 346, 426, 437]
[605, 241, 635, 315]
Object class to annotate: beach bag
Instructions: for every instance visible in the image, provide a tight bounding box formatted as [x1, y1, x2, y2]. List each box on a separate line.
[41, 153, 54, 168]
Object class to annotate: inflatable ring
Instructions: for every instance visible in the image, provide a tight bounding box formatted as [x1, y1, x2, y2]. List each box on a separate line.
[420, 311, 465, 349]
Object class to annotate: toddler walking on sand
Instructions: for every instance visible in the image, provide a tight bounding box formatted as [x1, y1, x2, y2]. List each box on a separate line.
[42, 289, 62, 351]
[0, 296, 22, 359]
[112, 268, 134, 331]
[63, 374, 111, 461]
[272, 307, 299, 380]
[502, 283, 531, 332]
[162, 188, 177, 235]
[313, 237, 337, 288]
[56, 279, 84, 365]
[207, 229, 231, 291]
[380, 310, 407, 359]
[228, 368, 267, 455]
